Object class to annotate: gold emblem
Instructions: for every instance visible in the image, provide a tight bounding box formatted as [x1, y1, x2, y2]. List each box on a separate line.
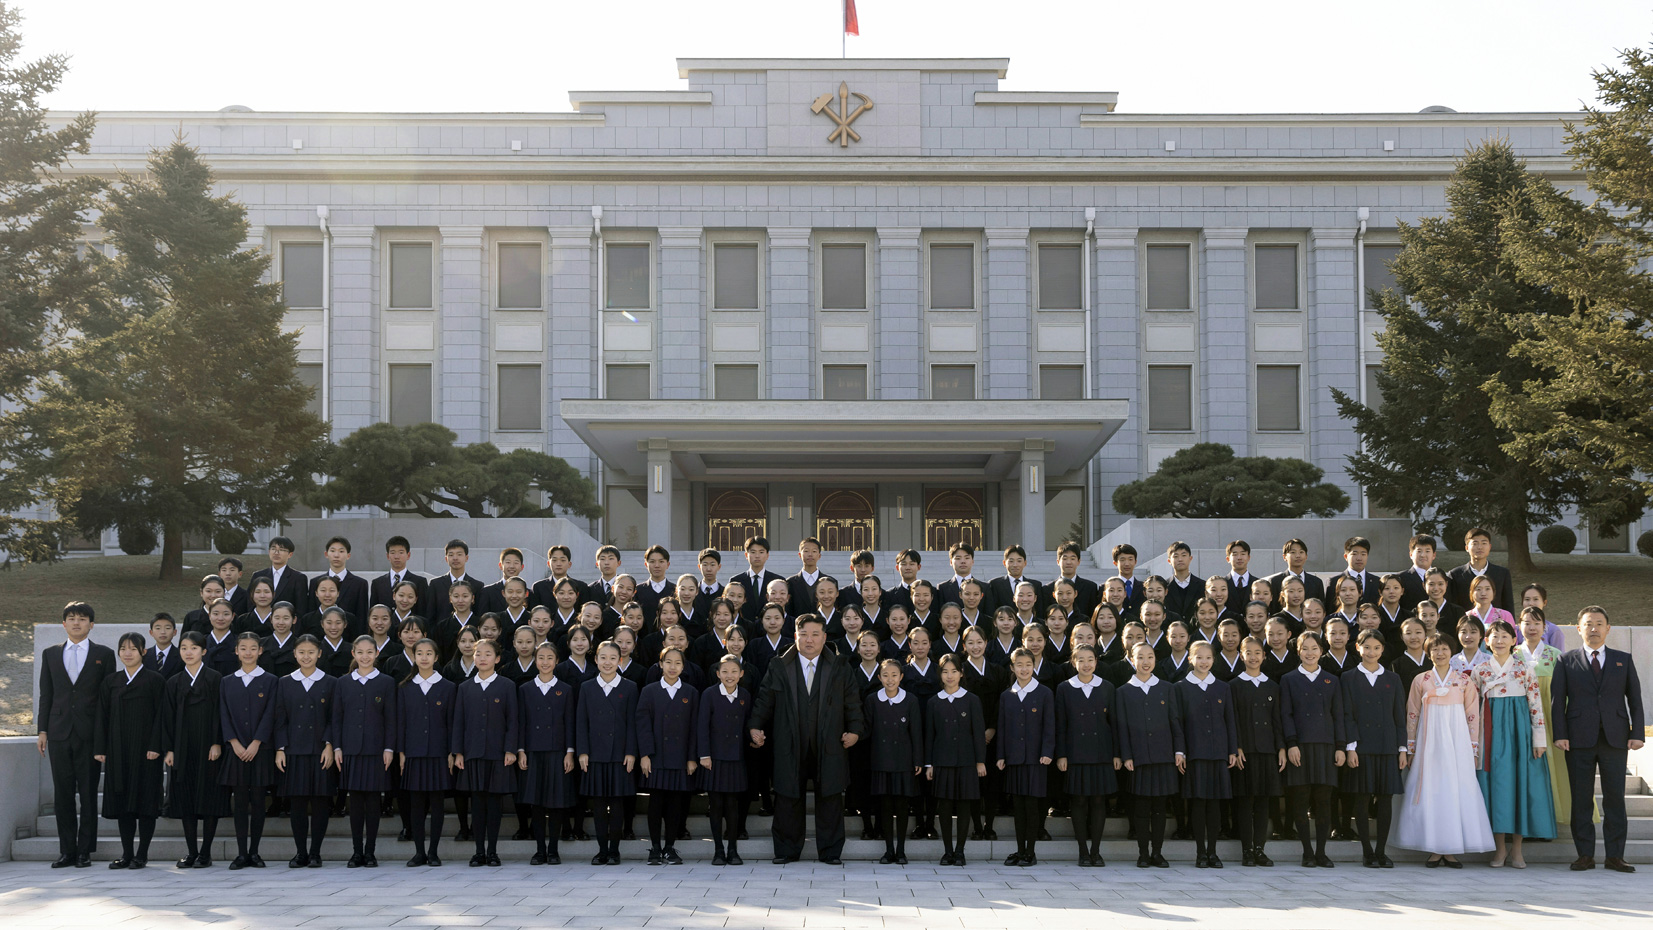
[811, 82, 873, 147]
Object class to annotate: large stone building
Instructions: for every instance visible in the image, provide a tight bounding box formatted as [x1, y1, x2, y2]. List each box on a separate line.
[60, 56, 1642, 556]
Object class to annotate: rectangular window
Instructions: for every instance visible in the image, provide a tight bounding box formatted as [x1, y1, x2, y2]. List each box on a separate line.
[714, 364, 760, 400]
[280, 242, 324, 309]
[497, 364, 542, 430]
[1037, 244, 1082, 310]
[497, 243, 543, 309]
[296, 363, 324, 419]
[821, 244, 867, 309]
[1363, 244, 1402, 308]
[1039, 364, 1083, 400]
[606, 243, 650, 309]
[1147, 365, 1193, 431]
[713, 244, 760, 310]
[1365, 364, 1383, 414]
[388, 364, 432, 426]
[929, 244, 974, 309]
[822, 365, 868, 401]
[605, 364, 650, 400]
[1254, 244, 1298, 310]
[931, 364, 976, 400]
[389, 243, 433, 309]
[1145, 244, 1191, 310]
[1256, 365, 1301, 431]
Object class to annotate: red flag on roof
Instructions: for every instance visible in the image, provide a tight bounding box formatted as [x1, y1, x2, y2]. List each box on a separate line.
[844, 0, 859, 35]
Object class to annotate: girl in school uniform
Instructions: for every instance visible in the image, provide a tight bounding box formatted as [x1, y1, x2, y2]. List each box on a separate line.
[451, 637, 518, 866]
[1392, 618, 1432, 693]
[1230, 635, 1285, 867]
[391, 580, 422, 632]
[379, 616, 428, 682]
[475, 613, 508, 655]
[959, 627, 1007, 841]
[330, 635, 398, 868]
[846, 630, 881, 840]
[987, 607, 1022, 667]
[1452, 617, 1491, 673]
[304, 576, 356, 640]
[881, 607, 913, 662]
[577, 640, 640, 865]
[1339, 629, 1409, 869]
[555, 626, 597, 687]
[1115, 641, 1182, 869]
[926, 654, 987, 866]
[1018, 622, 1058, 686]
[830, 605, 870, 658]
[93, 632, 167, 870]
[316, 609, 353, 678]
[1193, 597, 1223, 647]
[1055, 644, 1118, 867]
[1161, 621, 1193, 681]
[219, 633, 277, 870]
[1330, 576, 1362, 627]
[697, 655, 752, 866]
[612, 627, 648, 687]
[717, 626, 756, 691]
[257, 603, 300, 677]
[866, 659, 924, 864]
[1393, 632, 1493, 867]
[852, 629, 883, 696]
[516, 642, 578, 866]
[1322, 617, 1357, 677]
[1281, 630, 1345, 868]
[502, 625, 539, 684]
[997, 647, 1056, 866]
[202, 599, 239, 676]
[398, 637, 456, 867]
[637, 646, 700, 865]
[160, 631, 229, 868]
[1214, 619, 1246, 682]
[645, 626, 705, 690]
[441, 626, 479, 688]
[236, 579, 277, 637]
[1042, 606, 1072, 665]
[1471, 618, 1556, 867]
[904, 629, 943, 840]
[273, 634, 336, 868]
[365, 604, 397, 665]
[933, 603, 966, 659]
[1177, 641, 1238, 869]
[1262, 618, 1299, 679]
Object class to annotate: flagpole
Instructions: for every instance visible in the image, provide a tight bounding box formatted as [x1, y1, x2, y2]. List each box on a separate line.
[842, 0, 846, 58]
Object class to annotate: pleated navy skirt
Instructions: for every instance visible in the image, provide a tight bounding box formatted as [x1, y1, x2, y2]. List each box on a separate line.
[401, 756, 454, 793]
[1181, 759, 1234, 799]
[929, 766, 981, 801]
[218, 747, 277, 788]
[277, 754, 338, 798]
[517, 752, 577, 809]
[643, 767, 693, 792]
[1338, 751, 1405, 795]
[454, 758, 518, 794]
[870, 769, 920, 797]
[1064, 762, 1118, 797]
[1127, 762, 1179, 797]
[581, 761, 635, 798]
[1231, 752, 1284, 797]
[701, 759, 747, 794]
[340, 753, 392, 793]
[1284, 743, 1338, 788]
[1003, 763, 1048, 798]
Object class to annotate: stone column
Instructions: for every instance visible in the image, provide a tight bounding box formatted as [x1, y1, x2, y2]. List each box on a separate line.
[1310, 227, 1361, 507]
[875, 227, 922, 399]
[646, 439, 674, 549]
[327, 225, 376, 438]
[767, 227, 812, 398]
[1200, 228, 1250, 452]
[985, 228, 1031, 398]
[438, 226, 486, 443]
[1019, 440, 1048, 553]
[657, 227, 704, 398]
[1092, 228, 1139, 534]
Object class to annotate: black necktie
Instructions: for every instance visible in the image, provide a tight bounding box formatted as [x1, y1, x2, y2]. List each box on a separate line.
[1591, 651, 1603, 679]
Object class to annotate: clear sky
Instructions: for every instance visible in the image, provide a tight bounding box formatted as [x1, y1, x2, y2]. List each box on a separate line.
[16, 0, 1652, 115]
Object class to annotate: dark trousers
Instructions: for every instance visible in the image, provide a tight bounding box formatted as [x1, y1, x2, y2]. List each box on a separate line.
[47, 739, 100, 857]
[771, 758, 846, 861]
[1566, 738, 1629, 859]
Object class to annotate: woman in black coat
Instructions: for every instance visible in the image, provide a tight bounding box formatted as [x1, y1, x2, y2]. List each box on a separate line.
[636, 647, 700, 865]
[865, 659, 924, 865]
[926, 654, 987, 867]
[1054, 644, 1118, 868]
[219, 633, 279, 870]
[1338, 629, 1408, 869]
[330, 635, 398, 868]
[696, 657, 752, 866]
[516, 642, 578, 865]
[959, 628, 1009, 841]
[273, 635, 337, 868]
[160, 632, 230, 869]
[94, 633, 167, 869]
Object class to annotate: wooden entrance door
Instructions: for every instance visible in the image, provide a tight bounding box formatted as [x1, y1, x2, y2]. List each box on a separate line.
[707, 488, 767, 552]
[924, 488, 983, 551]
[814, 487, 875, 551]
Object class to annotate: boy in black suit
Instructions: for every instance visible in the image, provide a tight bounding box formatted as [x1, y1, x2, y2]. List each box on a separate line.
[36, 601, 116, 868]
[786, 537, 826, 615]
[635, 545, 676, 625]
[1266, 537, 1326, 607]
[1110, 544, 1147, 616]
[310, 535, 370, 621]
[142, 612, 184, 678]
[845, 549, 876, 606]
[479, 547, 528, 614]
[1335, 536, 1381, 606]
[936, 542, 985, 612]
[1445, 527, 1515, 612]
[532, 545, 589, 614]
[885, 549, 923, 613]
[1222, 540, 1257, 609]
[370, 535, 428, 616]
[1395, 534, 1437, 617]
[730, 536, 784, 626]
[251, 535, 310, 618]
[1042, 540, 1099, 620]
[988, 545, 1039, 617]
[1161, 541, 1203, 623]
[425, 538, 486, 624]
[217, 557, 251, 616]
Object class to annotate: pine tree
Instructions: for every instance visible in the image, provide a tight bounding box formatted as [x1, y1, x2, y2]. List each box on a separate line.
[12, 141, 328, 580]
[1111, 443, 1349, 519]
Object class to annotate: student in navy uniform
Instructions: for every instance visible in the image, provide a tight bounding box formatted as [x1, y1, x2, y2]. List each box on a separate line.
[1230, 634, 1285, 867]
[202, 599, 240, 677]
[1055, 644, 1118, 867]
[864, 659, 924, 865]
[379, 615, 428, 685]
[37, 600, 116, 869]
[450, 637, 517, 867]
[997, 647, 1056, 866]
[426, 539, 487, 628]
[1213, 618, 1247, 683]
[500, 625, 539, 685]
[517, 642, 578, 866]
[314, 609, 353, 678]
[1115, 642, 1183, 869]
[576, 640, 640, 865]
[902, 629, 943, 840]
[234, 578, 277, 638]
[637, 646, 700, 865]
[1280, 630, 1346, 868]
[371, 536, 427, 616]
[219, 633, 278, 870]
[93, 632, 167, 870]
[311, 536, 371, 623]
[331, 635, 398, 868]
[182, 575, 226, 636]
[160, 632, 230, 868]
[730, 536, 785, 626]
[251, 536, 310, 617]
[698, 655, 753, 866]
[1339, 629, 1408, 869]
[846, 632, 882, 839]
[257, 603, 301, 677]
[959, 627, 1008, 841]
[1262, 618, 1299, 680]
[143, 613, 184, 679]
[530, 545, 585, 613]
[396, 637, 456, 867]
[1175, 641, 1238, 869]
[925, 654, 987, 866]
[273, 635, 336, 868]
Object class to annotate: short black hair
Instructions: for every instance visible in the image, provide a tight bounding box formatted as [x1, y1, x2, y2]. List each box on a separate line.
[324, 535, 353, 554]
[795, 613, 826, 632]
[149, 612, 175, 628]
[500, 547, 524, 563]
[1343, 536, 1371, 554]
[699, 548, 722, 564]
[948, 542, 976, 558]
[444, 538, 470, 555]
[268, 535, 295, 552]
[1166, 540, 1192, 557]
[743, 536, 770, 552]
[1002, 545, 1027, 561]
[897, 548, 923, 565]
[1057, 541, 1083, 558]
[386, 535, 411, 552]
[596, 544, 621, 560]
[1225, 540, 1251, 556]
[547, 544, 572, 560]
[217, 556, 243, 572]
[851, 549, 874, 566]
[644, 545, 670, 561]
[1111, 543, 1137, 560]
[63, 601, 95, 623]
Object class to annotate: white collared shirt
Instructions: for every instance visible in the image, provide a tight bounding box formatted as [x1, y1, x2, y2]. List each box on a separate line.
[1066, 675, 1099, 698]
[415, 671, 442, 694]
[234, 667, 267, 687]
[1296, 664, 1322, 681]
[1186, 671, 1214, 691]
[800, 569, 820, 585]
[1585, 646, 1606, 668]
[1237, 671, 1269, 684]
[595, 674, 622, 696]
[951, 574, 972, 588]
[1359, 664, 1385, 686]
[1230, 571, 1251, 587]
[331, 569, 350, 583]
[661, 679, 682, 700]
[876, 688, 907, 705]
[1010, 678, 1040, 700]
[1127, 674, 1160, 694]
[720, 683, 740, 702]
[63, 640, 87, 682]
[351, 669, 380, 683]
[153, 646, 171, 666]
[291, 668, 325, 691]
[534, 675, 560, 695]
[475, 672, 498, 691]
[270, 565, 285, 587]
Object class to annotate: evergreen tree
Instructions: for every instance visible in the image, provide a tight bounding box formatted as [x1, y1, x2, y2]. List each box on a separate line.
[1333, 140, 1643, 572]
[1111, 443, 1349, 519]
[12, 141, 328, 580]
[0, 3, 101, 561]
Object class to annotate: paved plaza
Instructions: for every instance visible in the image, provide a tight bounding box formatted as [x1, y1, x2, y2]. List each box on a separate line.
[1, 859, 1649, 930]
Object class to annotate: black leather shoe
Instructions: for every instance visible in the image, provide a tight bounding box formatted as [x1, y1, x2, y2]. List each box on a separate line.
[1443, 857, 1463, 869]
[820, 856, 842, 865]
[541, 854, 555, 866]
[1241, 849, 1257, 867]
[108, 857, 130, 870]
[175, 855, 196, 869]
[529, 852, 546, 866]
[248, 854, 264, 868]
[1150, 854, 1168, 868]
[1207, 855, 1223, 869]
[307, 856, 323, 868]
[426, 855, 442, 867]
[229, 855, 248, 871]
[1301, 854, 1316, 868]
[1195, 854, 1209, 869]
[664, 848, 683, 865]
[1314, 854, 1335, 868]
[712, 853, 727, 866]
[1377, 854, 1394, 869]
[1426, 856, 1442, 869]
[473, 854, 489, 867]
[289, 854, 309, 868]
[1136, 854, 1150, 868]
[130, 857, 147, 870]
[347, 854, 365, 868]
[1006, 853, 1024, 867]
[1255, 851, 1274, 867]
[486, 855, 501, 867]
[1020, 853, 1036, 867]
[590, 853, 606, 866]
[772, 856, 797, 864]
[192, 856, 212, 868]
[74, 855, 92, 868]
[726, 851, 743, 865]
[51, 854, 75, 869]
[648, 848, 664, 865]
[363, 854, 378, 868]
[605, 852, 621, 865]
[408, 853, 429, 867]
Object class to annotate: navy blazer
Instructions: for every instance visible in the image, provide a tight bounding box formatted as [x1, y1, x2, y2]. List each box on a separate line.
[924, 691, 986, 769]
[864, 691, 924, 773]
[251, 565, 311, 618]
[398, 676, 457, 759]
[273, 674, 334, 755]
[424, 573, 487, 629]
[995, 682, 1056, 765]
[575, 677, 640, 764]
[1551, 647, 1646, 750]
[1175, 678, 1238, 761]
[450, 675, 517, 761]
[696, 684, 752, 765]
[328, 672, 398, 755]
[1230, 675, 1284, 756]
[1280, 667, 1344, 748]
[311, 570, 371, 625]
[517, 677, 579, 754]
[218, 669, 278, 747]
[143, 645, 185, 680]
[1114, 678, 1185, 766]
[1339, 667, 1408, 754]
[637, 680, 699, 769]
[1053, 679, 1117, 765]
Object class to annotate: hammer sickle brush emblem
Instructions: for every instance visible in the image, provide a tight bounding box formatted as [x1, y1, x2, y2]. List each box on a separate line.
[812, 82, 874, 147]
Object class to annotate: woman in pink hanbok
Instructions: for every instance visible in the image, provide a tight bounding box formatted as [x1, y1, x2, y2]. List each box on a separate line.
[1393, 633, 1493, 867]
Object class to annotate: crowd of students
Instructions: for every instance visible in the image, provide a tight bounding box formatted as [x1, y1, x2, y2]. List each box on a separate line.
[33, 528, 1645, 873]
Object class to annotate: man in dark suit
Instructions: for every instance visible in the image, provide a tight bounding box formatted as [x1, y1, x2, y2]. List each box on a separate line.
[1445, 527, 1515, 612]
[634, 545, 676, 626]
[1222, 540, 1259, 609]
[1161, 541, 1203, 622]
[216, 557, 251, 616]
[937, 542, 990, 612]
[531, 545, 589, 615]
[786, 537, 827, 616]
[425, 538, 486, 625]
[369, 535, 428, 615]
[1551, 605, 1646, 873]
[1043, 541, 1099, 619]
[1266, 537, 1326, 608]
[749, 614, 866, 864]
[884, 549, 924, 614]
[1395, 534, 1438, 617]
[988, 545, 1040, 617]
[478, 547, 528, 614]
[1332, 536, 1382, 607]
[731, 536, 785, 626]
[36, 601, 116, 868]
[142, 613, 184, 679]
[309, 535, 371, 622]
[250, 535, 310, 617]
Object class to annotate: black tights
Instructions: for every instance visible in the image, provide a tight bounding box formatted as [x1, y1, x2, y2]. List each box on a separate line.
[1232, 795, 1272, 852]
[879, 796, 909, 855]
[231, 786, 269, 856]
[1011, 795, 1044, 855]
[530, 805, 563, 856]
[1352, 793, 1394, 857]
[590, 796, 623, 854]
[181, 816, 218, 859]
[472, 792, 505, 856]
[937, 798, 975, 853]
[347, 790, 381, 855]
[288, 796, 330, 858]
[1069, 794, 1108, 855]
[116, 815, 156, 860]
[646, 790, 690, 851]
[1289, 784, 1333, 856]
[407, 790, 446, 856]
[1188, 797, 1223, 857]
[453, 792, 471, 834]
[1133, 795, 1168, 855]
[707, 792, 742, 854]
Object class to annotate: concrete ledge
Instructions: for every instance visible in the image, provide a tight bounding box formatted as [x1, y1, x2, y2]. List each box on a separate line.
[0, 737, 42, 861]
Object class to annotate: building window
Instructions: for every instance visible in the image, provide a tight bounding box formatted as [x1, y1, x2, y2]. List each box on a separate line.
[606, 243, 650, 309]
[929, 244, 974, 310]
[497, 243, 543, 309]
[1363, 244, 1402, 309]
[1039, 364, 1083, 400]
[606, 364, 650, 400]
[821, 244, 867, 309]
[1365, 364, 1384, 413]
[388, 364, 432, 426]
[389, 243, 433, 309]
[1147, 365, 1193, 431]
[1256, 365, 1301, 431]
[1254, 244, 1298, 310]
[713, 244, 760, 310]
[714, 364, 760, 400]
[497, 364, 542, 430]
[931, 365, 976, 400]
[1145, 244, 1191, 310]
[822, 365, 868, 401]
[1037, 244, 1082, 310]
[280, 242, 324, 309]
[296, 363, 324, 419]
